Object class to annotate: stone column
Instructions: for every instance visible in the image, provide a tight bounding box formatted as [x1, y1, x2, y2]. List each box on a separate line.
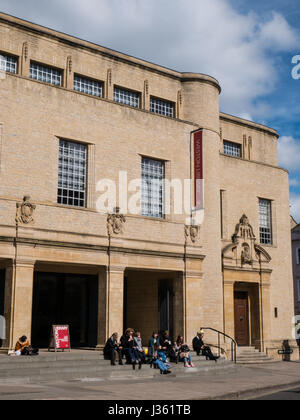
[259, 279, 271, 353]
[97, 266, 125, 347]
[185, 270, 203, 345]
[224, 280, 235, 340]
[3, 261, 35, 350]
[108, 266, 125, 337]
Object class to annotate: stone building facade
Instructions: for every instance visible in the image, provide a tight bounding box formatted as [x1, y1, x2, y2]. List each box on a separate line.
[0, 12, 297, 359]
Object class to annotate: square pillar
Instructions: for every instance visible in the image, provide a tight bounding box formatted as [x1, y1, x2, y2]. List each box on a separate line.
[3, 261, 35, 350]
[259, 280, 271, 353]
[108, 266, 125, 337]
[97, 266, 125, 347]
[185, 271, 203, 345]
[224, 280, 235, 340]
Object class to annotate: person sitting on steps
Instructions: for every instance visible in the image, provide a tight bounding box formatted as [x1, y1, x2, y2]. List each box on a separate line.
[103, 333, 123, 366]
[123, 329, 143, 370]
[15, 336, 39, 356]
[194, 331, 220, 362]
[176, 336, 195, 368]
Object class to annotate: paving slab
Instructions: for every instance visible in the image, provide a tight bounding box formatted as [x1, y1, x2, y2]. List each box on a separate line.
[0, 361, 300, 400]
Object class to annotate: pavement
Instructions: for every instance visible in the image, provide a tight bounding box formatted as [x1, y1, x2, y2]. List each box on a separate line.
[1, 360, 300, 400]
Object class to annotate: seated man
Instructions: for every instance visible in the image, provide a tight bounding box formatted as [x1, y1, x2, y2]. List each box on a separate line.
[15, 336, 39, 356]
[193, 332, 204, 356]
[194, 331, 220, 362]
[104, 333, 123, 366]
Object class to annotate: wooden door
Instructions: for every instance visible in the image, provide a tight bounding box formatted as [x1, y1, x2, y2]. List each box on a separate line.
[234, 292, 249, 346]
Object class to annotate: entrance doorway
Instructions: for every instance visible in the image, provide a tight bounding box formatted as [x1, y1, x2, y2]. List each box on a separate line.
[124, 270, 177, 341]
[234, 291, 250, 346]
[31, 272, 98, 348]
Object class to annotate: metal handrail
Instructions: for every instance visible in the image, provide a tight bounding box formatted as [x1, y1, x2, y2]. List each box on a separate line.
[200, 327, 237, 364]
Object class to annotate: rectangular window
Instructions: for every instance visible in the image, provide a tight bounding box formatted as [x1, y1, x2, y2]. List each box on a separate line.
[259, 199, 272, 245]
[74, 75, 103, 98]
[142, 157, 164, 219]
[150, 97, 175, 118]
[30, 62, 62, 86]
[0, 53, 17, 74]
[298, 279, 300, 302]
[114, 86, 140, 108]
[58, 140, 87, 208]
[223, 140, 242, 158]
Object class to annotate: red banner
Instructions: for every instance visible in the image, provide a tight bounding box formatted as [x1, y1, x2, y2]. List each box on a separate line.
[194, 130, 204, 209]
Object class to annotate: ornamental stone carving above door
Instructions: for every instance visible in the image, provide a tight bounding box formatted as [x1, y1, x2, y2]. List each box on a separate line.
[222, 214, 271, 270]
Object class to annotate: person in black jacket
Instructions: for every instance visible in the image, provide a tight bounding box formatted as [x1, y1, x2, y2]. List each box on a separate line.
[193, 332, 204, 356]
[193, 331, 220, 362]
[104, 333, 123, 366]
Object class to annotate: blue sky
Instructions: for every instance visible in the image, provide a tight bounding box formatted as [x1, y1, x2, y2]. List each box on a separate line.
[0, 0, 299, 220]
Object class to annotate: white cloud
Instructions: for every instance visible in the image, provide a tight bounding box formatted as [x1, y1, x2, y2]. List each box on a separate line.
[291, 193, 300, 223]
[290, 178, 300, 187]
[278, 136, 300, 172]
[0, 0, 299, 118]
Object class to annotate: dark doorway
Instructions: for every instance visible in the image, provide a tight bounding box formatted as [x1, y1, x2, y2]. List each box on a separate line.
[234, 291, 250, 346]
[32, 272, 98, 348]
[159, 280, 174, 339]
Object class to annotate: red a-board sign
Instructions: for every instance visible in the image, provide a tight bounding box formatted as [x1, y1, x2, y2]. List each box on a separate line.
[49, 325, 71, 352]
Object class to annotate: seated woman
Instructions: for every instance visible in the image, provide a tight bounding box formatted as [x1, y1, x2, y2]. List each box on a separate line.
[104, 333, 123, 366]
[15, 336, 39, 356]
[134, 332, 146, 364]
[176, 336, 195, 368]
[123, 329, 142, 370]
[120, 329, 133, 365]
[148, 332, 160, 359]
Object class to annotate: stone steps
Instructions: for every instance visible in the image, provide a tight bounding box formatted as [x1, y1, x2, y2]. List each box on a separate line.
[0, 352, 235, 384]
[236, 347, 276, 365]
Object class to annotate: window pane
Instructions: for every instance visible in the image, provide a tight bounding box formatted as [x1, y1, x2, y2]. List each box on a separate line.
[74, 75, 103, 97]
[114, 87, 140, 108]
[142, 158, 164, 219]
[223, 141, 242, 158]
[30, 62, 62, 86]
[259, 199, 272, 245]
[150, 97, 174, 118]
[0, 53, 17, 74]
[57, 140, 87, 208]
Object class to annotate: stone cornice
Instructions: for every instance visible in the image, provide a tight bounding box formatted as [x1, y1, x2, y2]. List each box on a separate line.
[0, 235, 205, 261]
[220, 112, 279, 138]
